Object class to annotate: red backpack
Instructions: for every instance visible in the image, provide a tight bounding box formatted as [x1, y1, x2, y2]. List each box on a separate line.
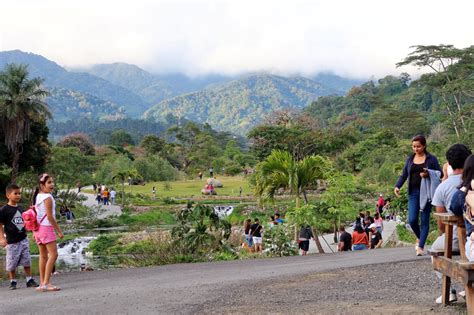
[21, 206, 46, 231]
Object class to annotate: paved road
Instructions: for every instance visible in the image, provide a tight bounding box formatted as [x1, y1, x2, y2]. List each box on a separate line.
[1, 247, 426, 314]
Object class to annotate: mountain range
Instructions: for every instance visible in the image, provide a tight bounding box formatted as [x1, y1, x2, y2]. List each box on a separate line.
[0, 50, 364, 134]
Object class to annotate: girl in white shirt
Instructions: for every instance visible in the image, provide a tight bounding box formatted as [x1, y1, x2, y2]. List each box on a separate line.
[33, 173, 63, 292]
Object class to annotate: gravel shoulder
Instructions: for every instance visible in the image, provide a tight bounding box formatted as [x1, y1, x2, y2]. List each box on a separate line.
[0, 247, 466, 314]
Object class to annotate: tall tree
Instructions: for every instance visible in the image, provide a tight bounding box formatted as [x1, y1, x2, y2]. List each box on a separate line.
[0, 64, 50, 181]
[397, 45, 474, 139]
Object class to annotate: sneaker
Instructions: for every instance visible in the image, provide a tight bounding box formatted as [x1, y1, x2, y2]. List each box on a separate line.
[26, 278, 39, 288]
[9, 281, 17, 290]
[435, 293, 457, 304]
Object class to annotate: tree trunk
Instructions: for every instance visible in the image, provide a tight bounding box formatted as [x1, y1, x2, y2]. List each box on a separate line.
[302, 190, 308, 205]
[11, 144, 20, 183]
[333, 219, 338, 243]
[312, 228, 325, 253]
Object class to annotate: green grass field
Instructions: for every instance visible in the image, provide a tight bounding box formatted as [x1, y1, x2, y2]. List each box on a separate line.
[115, 176, 252, 199]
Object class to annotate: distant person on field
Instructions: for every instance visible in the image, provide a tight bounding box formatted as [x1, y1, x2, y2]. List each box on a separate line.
[338, 225, 352, 252]
[102, 188, 109, 205]
[352, 224, 368, 250]
[0, 184, 39, 290]
[250, 218, 263, 252]
[110, 189, 116, 205]
[298, 225, 314, 255]
[152, 186, 156, 199]
[198, 172, 203, 180]
[239, 186, 242, 197]
[209, 167, 214, 178]
[268, 216, 277, 228]
[274, 213, 284, 224]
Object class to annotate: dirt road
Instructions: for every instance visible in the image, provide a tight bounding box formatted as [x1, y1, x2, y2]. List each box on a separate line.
[0, 247, 464, 314]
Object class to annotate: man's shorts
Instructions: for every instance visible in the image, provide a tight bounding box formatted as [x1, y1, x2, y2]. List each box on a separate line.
[6, 238, 31, 271]
[252, 237, 262, 244]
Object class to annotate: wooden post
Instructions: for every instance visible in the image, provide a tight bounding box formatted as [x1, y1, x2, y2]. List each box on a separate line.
[442, 224, 453, 304]
[465, 282, 474, 315]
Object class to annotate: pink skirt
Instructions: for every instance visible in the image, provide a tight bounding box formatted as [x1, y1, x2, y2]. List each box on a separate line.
[33, 225, 56, 245]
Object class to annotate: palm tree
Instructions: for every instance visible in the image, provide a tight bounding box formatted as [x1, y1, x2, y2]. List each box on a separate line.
[254, 150, 331, 253]
[112, 167, 141, 206]
[254, 150, 329, 207]
[0, 64, 50, 182]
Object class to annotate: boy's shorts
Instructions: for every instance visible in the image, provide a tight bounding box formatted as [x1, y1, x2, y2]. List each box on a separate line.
[6, 238, 31, 271]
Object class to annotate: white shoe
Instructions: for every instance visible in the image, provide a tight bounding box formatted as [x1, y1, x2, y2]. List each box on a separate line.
[435, 293, 457, 304]
[459, 291, 466, 299]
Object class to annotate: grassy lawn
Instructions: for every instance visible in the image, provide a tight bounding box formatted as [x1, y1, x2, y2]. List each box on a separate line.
[115, 176, 252, 199]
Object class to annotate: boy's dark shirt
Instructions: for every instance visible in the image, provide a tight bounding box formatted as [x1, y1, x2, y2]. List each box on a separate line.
[370, 231, 382, 249]
[340, 231, 352, 251]
[250, 223, 262, 237]
[0, 204, 27, 244]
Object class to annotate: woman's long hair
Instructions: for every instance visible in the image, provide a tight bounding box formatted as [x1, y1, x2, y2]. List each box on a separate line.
[461, 155, 474, 190]
[32, 173, 51, 205]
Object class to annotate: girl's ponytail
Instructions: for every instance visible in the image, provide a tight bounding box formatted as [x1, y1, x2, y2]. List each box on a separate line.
[32, 187, 40, 205]
[33, 173, 50, 205]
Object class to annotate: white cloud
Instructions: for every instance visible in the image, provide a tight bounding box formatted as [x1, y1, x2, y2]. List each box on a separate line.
[0, 0, 472, 78]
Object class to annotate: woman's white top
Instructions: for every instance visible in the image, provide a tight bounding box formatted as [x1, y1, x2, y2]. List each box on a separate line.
[35, 193, 56, 226]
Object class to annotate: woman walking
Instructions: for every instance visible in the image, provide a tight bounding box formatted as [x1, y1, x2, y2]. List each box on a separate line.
[394, 135, 442, 256]
[33, 173, 64, 291]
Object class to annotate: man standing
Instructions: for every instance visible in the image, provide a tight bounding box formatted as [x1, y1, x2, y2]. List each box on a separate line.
[250, 218, 263, 253]
[431, 144, 471, 303]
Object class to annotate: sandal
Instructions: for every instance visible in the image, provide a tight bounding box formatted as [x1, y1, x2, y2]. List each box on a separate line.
[45, 284, 61, 291]
[35, 285, 46, 292]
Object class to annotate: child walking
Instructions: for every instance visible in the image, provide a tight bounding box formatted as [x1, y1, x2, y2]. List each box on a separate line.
[0, 184, 39, 289]
[33, 173, 64, 292]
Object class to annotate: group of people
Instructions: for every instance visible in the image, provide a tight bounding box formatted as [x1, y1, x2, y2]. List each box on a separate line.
[393, 135, 474, 303]
[242, 213, 284, 253]
[0, 173, 63, 291]
[336, 210, 385, 251]
[94, 184, 116, 205]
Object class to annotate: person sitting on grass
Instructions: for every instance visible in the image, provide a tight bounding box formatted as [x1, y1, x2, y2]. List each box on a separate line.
[0, 184, 39, 290]
[338, 225, 352, 252]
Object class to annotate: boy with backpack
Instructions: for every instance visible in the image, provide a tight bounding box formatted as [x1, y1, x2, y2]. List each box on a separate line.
[0, 184, 39, 289]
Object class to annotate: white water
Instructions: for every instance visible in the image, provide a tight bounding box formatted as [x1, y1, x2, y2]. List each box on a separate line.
[57, 236, 96, 266]
[213, 206, 233, 218]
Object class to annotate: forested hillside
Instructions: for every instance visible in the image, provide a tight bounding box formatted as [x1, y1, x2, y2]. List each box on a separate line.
[249, 45, 474, 192]
[0, 50, 147, 117]
[144, 73, 339, 134]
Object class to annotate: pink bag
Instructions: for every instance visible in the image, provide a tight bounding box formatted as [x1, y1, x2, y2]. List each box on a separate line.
[22, 206, 46, 231]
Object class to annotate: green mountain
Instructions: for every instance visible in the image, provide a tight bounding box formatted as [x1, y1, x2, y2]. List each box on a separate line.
[144, 74, 338, 134]
[85, 63, 232, 103]
[47, 87, 126, 122]
[0, 50, 147, 117]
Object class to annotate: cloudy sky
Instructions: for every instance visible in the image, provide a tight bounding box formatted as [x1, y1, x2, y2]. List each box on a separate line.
[0, 0, 472, 78]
